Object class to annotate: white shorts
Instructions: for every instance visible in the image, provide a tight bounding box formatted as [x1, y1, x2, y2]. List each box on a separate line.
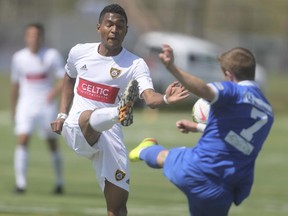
[62, 112, 130, 192]
[14, 100, 57, 139]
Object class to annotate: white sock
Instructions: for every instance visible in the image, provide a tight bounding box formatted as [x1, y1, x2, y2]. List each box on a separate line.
[89, 107, 118, 132]
[14, 145, 28, 189]
[51, 150, 63, 187]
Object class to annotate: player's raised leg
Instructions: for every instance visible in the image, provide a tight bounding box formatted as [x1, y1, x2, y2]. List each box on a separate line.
[79, 80, 139, 146]
[129, 138, 168, 168]
[88, 79, 139, 133]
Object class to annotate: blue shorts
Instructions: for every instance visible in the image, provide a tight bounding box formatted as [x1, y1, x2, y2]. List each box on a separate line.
[163, 147, 234, 216]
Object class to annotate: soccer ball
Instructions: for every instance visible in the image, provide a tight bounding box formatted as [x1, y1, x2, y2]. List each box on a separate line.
[192, 98, 210, 124]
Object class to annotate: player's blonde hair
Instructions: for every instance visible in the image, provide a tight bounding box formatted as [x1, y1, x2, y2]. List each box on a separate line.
[218, 47, 256, 81]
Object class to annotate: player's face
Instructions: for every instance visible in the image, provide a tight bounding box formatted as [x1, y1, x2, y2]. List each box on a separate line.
[97, 13, 127, 56]
[25, 27, 43, 53]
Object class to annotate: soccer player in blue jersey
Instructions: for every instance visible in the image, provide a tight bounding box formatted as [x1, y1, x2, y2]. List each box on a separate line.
[129, 45, 274, 216]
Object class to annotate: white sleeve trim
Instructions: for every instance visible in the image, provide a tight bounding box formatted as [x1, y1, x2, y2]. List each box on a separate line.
[207, 83, 219, 105]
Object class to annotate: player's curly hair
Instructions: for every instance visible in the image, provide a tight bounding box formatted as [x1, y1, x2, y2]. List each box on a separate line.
[99, 4, 128, 24]
[218, 47, 256, 81]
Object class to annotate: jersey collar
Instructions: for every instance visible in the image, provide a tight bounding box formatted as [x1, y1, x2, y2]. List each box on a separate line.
[238, 80, 259, 88]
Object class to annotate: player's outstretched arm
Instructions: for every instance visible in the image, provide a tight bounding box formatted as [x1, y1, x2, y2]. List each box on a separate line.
[141, 82, 189, 109]
[51, 73, 75, 134]
[159, 44, 215, 102]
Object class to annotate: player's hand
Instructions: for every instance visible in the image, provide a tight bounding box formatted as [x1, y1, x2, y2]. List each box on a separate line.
[50, 118, 65, 135]
[176, 119, 198, 133]
[165, 81, 189, 103]
[159, 44, 175, 70]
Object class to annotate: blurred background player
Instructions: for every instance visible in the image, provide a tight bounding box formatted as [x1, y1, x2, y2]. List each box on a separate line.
[51, 4, 188, 216]
[129, 45, 274, 216]
[11, 23, 65, 194]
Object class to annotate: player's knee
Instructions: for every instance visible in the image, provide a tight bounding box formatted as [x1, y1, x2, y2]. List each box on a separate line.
[157, 150, 169, 167]
[78, 110, 101, 146]
[79, 110, 93, 126]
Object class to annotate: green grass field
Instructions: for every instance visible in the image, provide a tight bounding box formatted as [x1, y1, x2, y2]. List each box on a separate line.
[0, 73, 287, 215]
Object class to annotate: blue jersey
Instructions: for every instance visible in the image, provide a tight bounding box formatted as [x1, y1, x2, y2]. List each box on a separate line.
[194, 81, 273, 200]
[162, 80, 274, 214]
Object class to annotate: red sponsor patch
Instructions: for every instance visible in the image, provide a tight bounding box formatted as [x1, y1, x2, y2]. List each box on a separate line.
[26, 73, 48, 80]
[77, 78, 119, 104]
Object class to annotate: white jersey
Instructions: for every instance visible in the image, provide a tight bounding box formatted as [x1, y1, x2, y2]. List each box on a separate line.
[11, 47, 65, 104]
[11, 47, 65, 137]
[65, 43, 154, 115]
[63, 43, 154, 191]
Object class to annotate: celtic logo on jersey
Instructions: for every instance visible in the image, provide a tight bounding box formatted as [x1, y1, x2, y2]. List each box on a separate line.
[110, 67, 121, 78]
[115, 169, 126, 181]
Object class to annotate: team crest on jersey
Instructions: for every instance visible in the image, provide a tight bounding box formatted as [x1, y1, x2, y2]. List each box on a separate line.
[115, 169, 126, 181]
[110, 67, 121, 78]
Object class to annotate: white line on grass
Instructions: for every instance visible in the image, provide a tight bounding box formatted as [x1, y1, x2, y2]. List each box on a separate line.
[0, 204, 189, 215]
[0, 204, 59, 214]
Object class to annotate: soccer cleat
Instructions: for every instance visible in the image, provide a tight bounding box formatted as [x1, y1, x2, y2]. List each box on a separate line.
[53, 185, 64, 195]
[14, 187, 26, 194]
[129, 138, 158, 162]
[118, 80, 139, 126]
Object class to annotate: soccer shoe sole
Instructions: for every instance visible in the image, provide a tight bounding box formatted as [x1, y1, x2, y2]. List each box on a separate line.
[129, 138, 158, 162]
[118, 80, 139, 126]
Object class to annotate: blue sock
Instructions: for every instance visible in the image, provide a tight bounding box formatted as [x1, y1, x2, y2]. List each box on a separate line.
[140, 145, 166, 168]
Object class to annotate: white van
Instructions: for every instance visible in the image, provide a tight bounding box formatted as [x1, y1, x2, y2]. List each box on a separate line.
[134, 31, 266, 93]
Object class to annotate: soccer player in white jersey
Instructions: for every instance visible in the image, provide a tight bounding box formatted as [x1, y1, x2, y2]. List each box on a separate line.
[11, 23, 65, 194]
[129, 45, 274, 216]
[50, 4, 188, 216]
